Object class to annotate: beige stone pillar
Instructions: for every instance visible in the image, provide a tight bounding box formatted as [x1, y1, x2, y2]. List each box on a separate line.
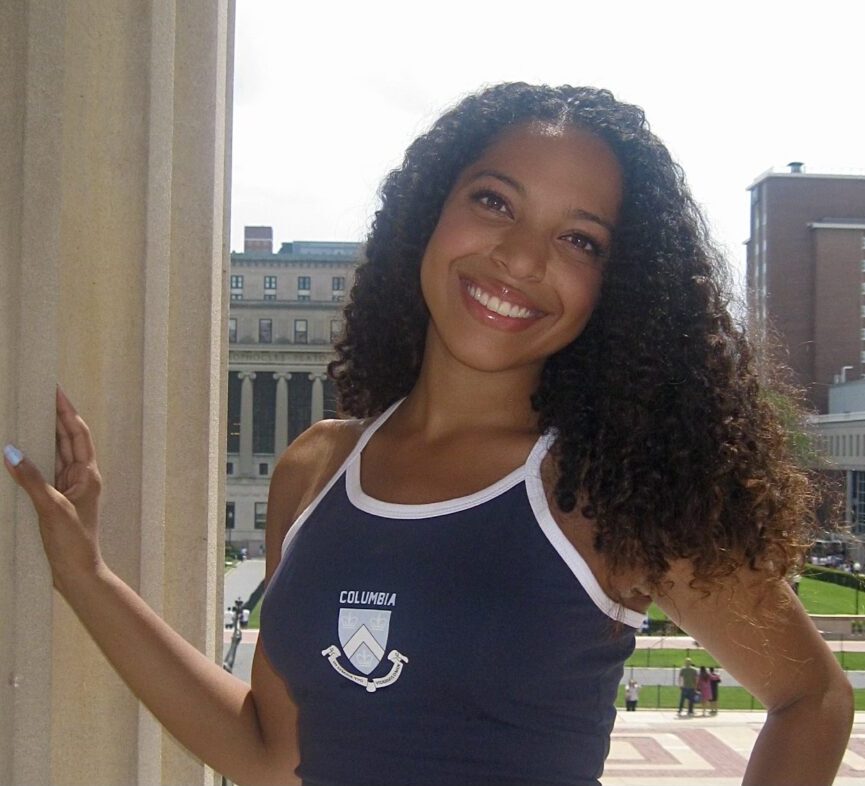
[239, 371, 256, 475]
[310, 372, 325, 424]
[274, 372, 291, 455]
[0, 2, 235, 785]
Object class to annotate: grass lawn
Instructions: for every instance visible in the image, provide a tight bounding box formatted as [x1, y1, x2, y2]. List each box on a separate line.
[625, 647, 865, 671]
[646, 575, 864, 622]
[247, 597, 262, 629]
[798, 576, 864, 615]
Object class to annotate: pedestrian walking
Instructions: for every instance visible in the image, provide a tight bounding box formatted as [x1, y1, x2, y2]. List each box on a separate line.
[678, 658, 698, 716]
[709, 666, 722, 715]
[697, 666, 713, 716]
[625, 679, 641, 711]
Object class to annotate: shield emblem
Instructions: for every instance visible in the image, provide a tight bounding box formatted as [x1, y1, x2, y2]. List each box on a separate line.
[338, 608, 391, 675]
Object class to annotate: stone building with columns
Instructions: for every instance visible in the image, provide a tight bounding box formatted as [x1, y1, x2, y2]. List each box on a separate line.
[226, 227, 361, 552]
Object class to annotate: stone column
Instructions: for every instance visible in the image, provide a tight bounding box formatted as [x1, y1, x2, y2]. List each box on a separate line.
[310, 372, 325, 424]
[238, 371, 256, 476]
[0, 2, 234, 785]
[273, 372, 291, 455]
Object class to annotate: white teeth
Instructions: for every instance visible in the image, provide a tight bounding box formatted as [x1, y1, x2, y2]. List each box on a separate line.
[466, 283, 536, 319]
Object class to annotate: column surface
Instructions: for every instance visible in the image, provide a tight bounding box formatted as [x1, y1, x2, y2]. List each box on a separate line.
[0, 2, 234, 784]
[274, 372, 290, 456]
[239, 371, 256, 476]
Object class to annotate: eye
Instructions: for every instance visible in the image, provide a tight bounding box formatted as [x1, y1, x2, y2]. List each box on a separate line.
[471, 188, 512, 217]
[561, 231, 608, 261]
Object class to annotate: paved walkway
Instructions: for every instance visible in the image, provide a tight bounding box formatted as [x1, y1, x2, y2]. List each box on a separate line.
[606, 710, 865, 785]
[224, 557, 265, 609]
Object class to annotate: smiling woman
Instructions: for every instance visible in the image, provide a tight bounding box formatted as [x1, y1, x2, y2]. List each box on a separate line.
[418, 124, 619, 375]
[4, 82, 854, 786]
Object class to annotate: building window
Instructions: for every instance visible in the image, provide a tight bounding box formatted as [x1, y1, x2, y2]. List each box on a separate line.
[298, 275, 311, 301]
[332, 276, 345, 302]
[228, 318, 237, 343]
[330, 319, 342, 342]
[259, 319, 272, 344]
[227, 461, 234, 475]
[294, 319, 308, 344]
[254, 502, 267, 529]
[230, 275, 244, 302]
[225, 501, 235, 530]
[259, 462, 269, 476]
[264, 275, 277, 301]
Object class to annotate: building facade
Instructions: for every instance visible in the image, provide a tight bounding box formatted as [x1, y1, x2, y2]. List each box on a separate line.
[746, 165, 865, 561]
[746, 164, 865, 414]
[226, 226, 361, 552]
[811, 380, 865, 562]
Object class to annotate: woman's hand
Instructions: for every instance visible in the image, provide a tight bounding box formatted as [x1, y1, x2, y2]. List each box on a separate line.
[4, 386, 104, 589]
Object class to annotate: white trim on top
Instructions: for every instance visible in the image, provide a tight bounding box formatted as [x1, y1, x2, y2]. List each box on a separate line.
[345, 454, 530, 520]
[343, 400, 551, 520]
[279, 399, 404, 555]
[524, 433, 647, 630]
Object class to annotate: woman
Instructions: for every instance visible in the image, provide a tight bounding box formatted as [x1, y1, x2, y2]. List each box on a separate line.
[697, 666, 713, 716]
[3, 83, 853, 786]
[709, 666, 722, 715]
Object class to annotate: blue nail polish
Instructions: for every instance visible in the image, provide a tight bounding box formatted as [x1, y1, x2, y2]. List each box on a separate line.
[3, 444, 23, 467]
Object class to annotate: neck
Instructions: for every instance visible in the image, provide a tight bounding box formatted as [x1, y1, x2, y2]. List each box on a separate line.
[396, 332, 542, 440]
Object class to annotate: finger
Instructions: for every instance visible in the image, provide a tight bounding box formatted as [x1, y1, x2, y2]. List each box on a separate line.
[4, 445, 71, 516]
[56, 386, 95, 464]
[56, 393, 75, 466]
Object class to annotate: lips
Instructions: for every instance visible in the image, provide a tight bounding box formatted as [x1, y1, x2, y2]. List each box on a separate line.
[459, 276, 546, 330]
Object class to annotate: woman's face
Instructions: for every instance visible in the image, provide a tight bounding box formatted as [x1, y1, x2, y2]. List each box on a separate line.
[419, 122, 623, 378]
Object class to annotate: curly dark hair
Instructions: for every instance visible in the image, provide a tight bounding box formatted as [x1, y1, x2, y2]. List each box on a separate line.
[329, 82, 816, 592]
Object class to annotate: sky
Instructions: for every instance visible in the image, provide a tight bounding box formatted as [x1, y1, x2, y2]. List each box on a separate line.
[230, 0, 865, 290]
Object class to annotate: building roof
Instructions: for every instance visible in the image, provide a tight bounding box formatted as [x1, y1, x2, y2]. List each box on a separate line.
[233, 240, 363, 263]
[748, 166, 865, 191]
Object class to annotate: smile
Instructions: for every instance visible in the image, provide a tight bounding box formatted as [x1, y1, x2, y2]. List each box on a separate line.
[464, 282, 541, 320]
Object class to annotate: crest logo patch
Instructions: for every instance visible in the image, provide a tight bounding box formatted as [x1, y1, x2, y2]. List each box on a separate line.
[322, 590, 408, 692]
[338, 608, 390, 674]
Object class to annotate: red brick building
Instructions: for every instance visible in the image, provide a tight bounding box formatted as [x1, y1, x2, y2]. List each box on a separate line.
[746, 165, 865, 414]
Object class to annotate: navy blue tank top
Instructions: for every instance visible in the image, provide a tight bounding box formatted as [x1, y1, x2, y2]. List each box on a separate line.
[261, 401, 643, 786]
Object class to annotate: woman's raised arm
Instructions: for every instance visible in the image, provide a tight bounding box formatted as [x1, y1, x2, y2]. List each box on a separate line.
[3, 387, 299, 786]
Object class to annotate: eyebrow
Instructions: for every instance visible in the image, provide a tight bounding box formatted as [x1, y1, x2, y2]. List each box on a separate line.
[468, 168, 616, 233]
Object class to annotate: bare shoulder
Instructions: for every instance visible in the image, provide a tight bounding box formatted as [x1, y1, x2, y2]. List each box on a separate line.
[264, 418, 367, 577]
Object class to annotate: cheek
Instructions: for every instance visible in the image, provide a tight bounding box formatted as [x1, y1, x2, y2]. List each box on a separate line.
[561, 268, 604, 315]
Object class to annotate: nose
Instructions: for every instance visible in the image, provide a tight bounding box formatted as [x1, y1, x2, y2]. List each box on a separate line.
[490, 223, 548, 281]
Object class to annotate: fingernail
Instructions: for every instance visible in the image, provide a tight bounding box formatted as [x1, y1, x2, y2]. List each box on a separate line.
[4, 444, 24, 467]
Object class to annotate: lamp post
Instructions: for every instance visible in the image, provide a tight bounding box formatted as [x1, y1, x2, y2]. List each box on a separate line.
[854, 562, 862, 616]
